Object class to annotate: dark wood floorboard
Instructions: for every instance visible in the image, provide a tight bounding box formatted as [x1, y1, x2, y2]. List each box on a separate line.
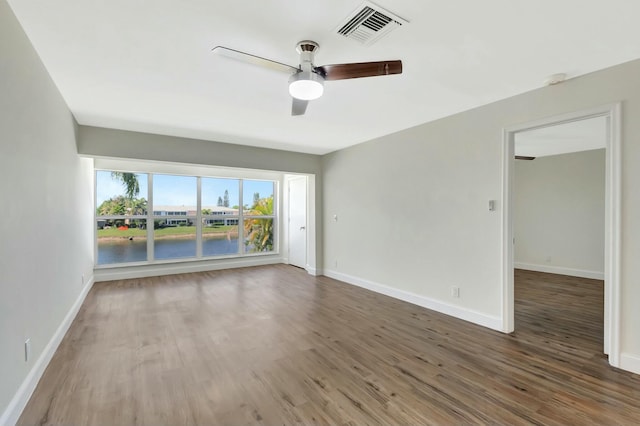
[18, 266, 640, 425]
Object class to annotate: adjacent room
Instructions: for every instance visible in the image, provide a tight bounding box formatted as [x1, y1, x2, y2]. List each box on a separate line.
[2, 0, 640, 424]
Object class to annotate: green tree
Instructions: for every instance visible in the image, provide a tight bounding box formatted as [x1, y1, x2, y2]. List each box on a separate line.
[223, 190, 229, 207]
[128, 197, 147, 215]
[253, 192, 260, 207]
[217, 196, 223, 207]
[97, 196, 147, 216]
[244, 196, 274, 252]
[202, 208, 212, 215]
[97, 196, 127, 216]
[111, 172, 140, 199]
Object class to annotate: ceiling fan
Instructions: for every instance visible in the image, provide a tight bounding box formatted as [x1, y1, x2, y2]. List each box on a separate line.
[212, 41, 402, 116]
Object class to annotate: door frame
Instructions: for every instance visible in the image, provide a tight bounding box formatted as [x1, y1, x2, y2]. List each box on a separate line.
[501, 102, 621, 367]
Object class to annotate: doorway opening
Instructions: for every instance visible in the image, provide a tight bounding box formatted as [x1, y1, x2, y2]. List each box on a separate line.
[501, 103, 621, 367]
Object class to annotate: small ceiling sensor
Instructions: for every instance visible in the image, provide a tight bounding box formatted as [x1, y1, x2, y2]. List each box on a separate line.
[544, 73, 567, 86]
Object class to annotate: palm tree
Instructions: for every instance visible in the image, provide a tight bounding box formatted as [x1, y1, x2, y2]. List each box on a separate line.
[127, 197, 147, 215]
[244, 196, 274, 252]
[111, 172, 140, 199]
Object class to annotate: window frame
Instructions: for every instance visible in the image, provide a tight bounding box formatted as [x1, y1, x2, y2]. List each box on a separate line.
[95, 170, 278, 267]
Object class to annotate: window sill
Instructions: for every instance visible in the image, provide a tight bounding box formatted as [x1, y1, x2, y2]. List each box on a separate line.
[93, 252, 283, 282]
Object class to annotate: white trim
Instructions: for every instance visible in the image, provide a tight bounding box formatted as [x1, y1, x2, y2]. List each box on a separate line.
[501, 127, 515, 333]
[306, 174, 317, 274]
[324, 270, 503, 331]
[502, 102, 622, 368]
[0, 276, 95, 426]
[94, 256, 283, 282]
[196, 177, 203, 258]
[306, 267, 321, 276]
[514, 262, 604, 280]
[619, 353, 640, 375]
[606, 102, 622, 364]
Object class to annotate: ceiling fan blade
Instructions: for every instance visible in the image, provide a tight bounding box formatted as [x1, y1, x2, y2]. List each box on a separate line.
[315, 60, 402, 81]
[212, 46, 299, 74]
[292, 98, 308, 116]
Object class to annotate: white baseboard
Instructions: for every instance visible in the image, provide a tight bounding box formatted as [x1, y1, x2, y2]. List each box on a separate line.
[95, 256, 283, 282]
[620, 352, 640, 375]
[0, 275, 95, 426]
[306, 267, 321, 276]
[323, 269, 503, 332]
[514, 262, 604, 280]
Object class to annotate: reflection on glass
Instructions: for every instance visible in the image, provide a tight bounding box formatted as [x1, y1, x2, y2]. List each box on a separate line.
[244, 218, 274, 253]
[96, 171, 148, 215]
[97, 219, 147, 265]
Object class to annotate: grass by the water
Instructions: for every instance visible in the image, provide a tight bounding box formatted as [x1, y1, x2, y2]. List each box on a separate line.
[97, 225, 236, 239]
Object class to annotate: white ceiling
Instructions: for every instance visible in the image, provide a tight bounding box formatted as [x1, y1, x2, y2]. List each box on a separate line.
[514, 116, 607, 158]
[7, 0, 640, 155]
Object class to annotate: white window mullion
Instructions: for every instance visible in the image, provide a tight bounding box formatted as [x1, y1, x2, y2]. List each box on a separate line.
[147, 173, 154, 262]
[94, 171, 98, 266]
[196, 176, 202, 258]
[238, 179, 244, 255]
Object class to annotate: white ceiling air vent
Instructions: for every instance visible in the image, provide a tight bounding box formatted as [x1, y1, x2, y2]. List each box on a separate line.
[336, 1, 408, 45]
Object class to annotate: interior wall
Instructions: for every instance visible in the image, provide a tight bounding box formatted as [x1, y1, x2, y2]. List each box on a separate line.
[77, 126, 322, 175]
[0, 0, 94, 421]
[321, 58, 640, 368]
[514, 149, 605, 278]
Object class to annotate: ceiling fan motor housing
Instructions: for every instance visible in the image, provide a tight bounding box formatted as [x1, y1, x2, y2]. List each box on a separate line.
[296, 40, 319, 71]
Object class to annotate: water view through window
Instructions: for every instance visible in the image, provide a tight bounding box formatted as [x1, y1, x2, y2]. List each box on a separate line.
[202, 177, 240, 256]
[96, 171, 276, 265]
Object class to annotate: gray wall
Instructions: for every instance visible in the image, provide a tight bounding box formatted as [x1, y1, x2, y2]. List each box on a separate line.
[78, 126, 322, 175]
[514, 149, 605, 277]
[0, 0, 94, 419]
[322, 58, 640, 363]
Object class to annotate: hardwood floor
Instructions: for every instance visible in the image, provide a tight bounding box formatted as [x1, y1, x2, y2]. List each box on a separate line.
[18, 266, 640, 425]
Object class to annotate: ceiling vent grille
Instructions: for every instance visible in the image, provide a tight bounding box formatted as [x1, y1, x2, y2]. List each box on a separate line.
[336, 1, 407, 45]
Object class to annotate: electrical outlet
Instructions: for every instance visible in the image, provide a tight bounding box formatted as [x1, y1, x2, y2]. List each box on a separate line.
[24, 338, 31, 362]
[451, 287, 460, 298]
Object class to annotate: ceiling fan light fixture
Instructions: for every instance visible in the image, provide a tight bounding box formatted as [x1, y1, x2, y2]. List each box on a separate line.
[289, 71, 324, 100]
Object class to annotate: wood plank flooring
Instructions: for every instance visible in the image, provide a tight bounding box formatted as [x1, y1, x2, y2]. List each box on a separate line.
[18, 266, 640, 425]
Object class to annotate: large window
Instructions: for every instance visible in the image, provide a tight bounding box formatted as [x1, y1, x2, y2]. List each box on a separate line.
[95, 171, 276, 266]
[243, 180, 275, 253]
[153, 174, 197, 260]
[96, 171, 149, 265]
[202, 178, 240, 256]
